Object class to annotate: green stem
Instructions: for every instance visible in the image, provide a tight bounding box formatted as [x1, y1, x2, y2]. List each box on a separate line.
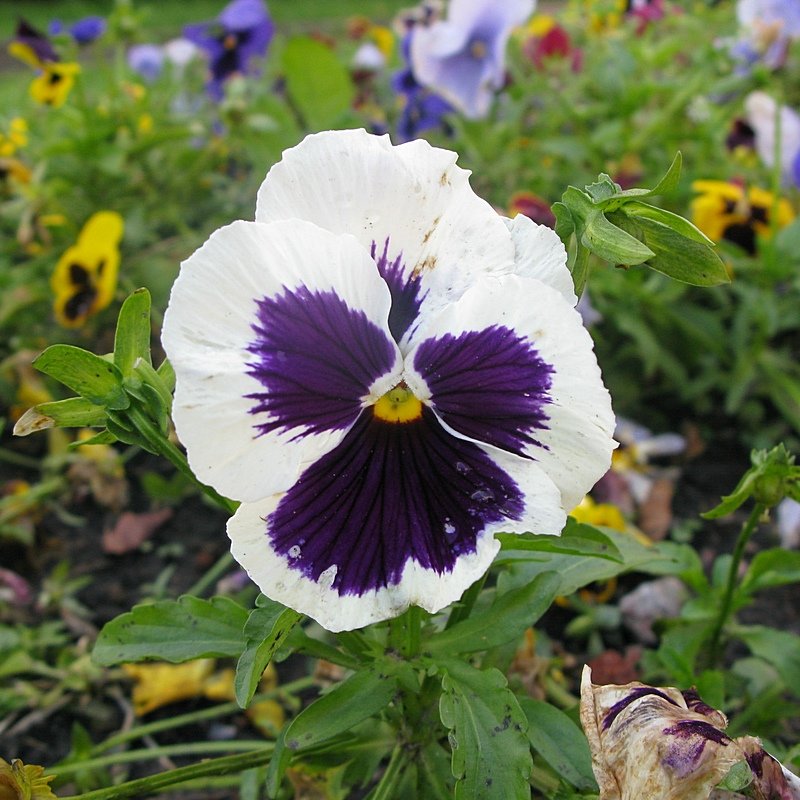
[56, 747, 273, 800]
[367, 745, 407, 800]
[0, 446, 43, 470]
[126, 406, 237, 514]
[53, 741, 270, 780]
[404, 606, 422, 659]
[89, 677, 315, 756]
[705, 503, 765, 669]
[186, 551, 235, 597]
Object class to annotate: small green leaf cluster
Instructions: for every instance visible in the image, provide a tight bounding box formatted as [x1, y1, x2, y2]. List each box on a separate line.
[14, 289, 173, 454]
[553, 154, 729, 295]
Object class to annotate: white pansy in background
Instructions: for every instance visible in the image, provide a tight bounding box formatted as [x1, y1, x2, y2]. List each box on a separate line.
[580, 666, 800, 800]
[162, 129, 615, 632]
[410, 0, 534, 119]
[744, 92, 800, 188]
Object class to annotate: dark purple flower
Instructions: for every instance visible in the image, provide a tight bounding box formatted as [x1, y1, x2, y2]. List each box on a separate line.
[184, 0, 274, 100]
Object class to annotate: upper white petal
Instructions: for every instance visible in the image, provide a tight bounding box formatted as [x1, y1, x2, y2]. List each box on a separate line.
[255, 129, 516, 344]
[161, 218, 401, 503]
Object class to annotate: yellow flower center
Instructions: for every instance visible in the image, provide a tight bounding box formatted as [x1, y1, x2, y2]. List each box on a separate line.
[470, 40, 487, 59]
[373, 384, 422, 424]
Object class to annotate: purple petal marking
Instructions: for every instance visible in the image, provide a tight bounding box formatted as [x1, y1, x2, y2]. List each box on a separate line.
[602, 687, 679, 731]
[414, 326, 553, 458]
[661, 720, 732, 779]
[246, 286, 396, 438]
[370, 238, 426, 342]
[267, 406, 524, 596]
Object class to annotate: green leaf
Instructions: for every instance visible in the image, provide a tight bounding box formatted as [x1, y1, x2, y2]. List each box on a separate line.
[519, 698, 597, 791]
[67, 429, 117, 449]
[584, 174, 619, 204]
[13, 396, 107, 436]
[439, 660, 531, 799]
[282, 36, 356, 130]
[427, 571, 560, 654]
[736, 625, 800, 695]
[157, 358, 176, 393]
[742, 549, 800, 593]
[497, 519, 623, 562]
[114, 288, 152, 375]
[34, 345, 129, 410]
[266, 666, 399, 796]
[93, 596, 249, 666]
[497, 529, 698, 596]
[622, 201, 713, 245]
[235, 598, 303, 708]
[614, 152, 682, 202]
[617, 214, 729, 286]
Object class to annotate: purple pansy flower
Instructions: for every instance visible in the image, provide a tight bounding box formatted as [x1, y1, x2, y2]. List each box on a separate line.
[737, 0, 800, 37]
[50, 16, 106, 45]
[128, 44, 165, 83]
[409, 0, 533, 119]
[162, 129, 615, 631]
[184, 0, 274, 100]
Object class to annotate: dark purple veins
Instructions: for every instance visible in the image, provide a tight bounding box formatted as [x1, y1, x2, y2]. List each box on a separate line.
[602, 687, 679, 731]
[246, 286, 396, 438]
[267, 406, 525, 596]
[371, 238, 426, 342]
[414, 326, 553, 458]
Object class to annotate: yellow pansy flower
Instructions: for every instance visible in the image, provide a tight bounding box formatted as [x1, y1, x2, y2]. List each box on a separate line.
[51, 211, 124, 328]
[30, 62, 81, 108]
[0, 118, 28, 157]
[691, 179, 794, 255]
[0, 757, 57, 800]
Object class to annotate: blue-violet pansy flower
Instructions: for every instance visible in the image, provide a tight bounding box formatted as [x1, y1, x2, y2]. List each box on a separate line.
[162, 129, 615, 631]
[410, 0, 533, 119]
[184, 0, 274, 100]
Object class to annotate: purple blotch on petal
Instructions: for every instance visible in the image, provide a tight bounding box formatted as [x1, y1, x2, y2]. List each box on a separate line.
[415, 326, 553, 458]
[602, 687, 679, 731]
[370, 238, 426, 342]
[267, 406, 524, 596]
[247, 286, 396, 438]
[661, 720, 732, 779]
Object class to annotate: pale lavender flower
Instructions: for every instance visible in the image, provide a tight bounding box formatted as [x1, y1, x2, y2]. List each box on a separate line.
[128, 44, 165, 82]
[410, 0, 534, 119]
[744, 91, 800, 188]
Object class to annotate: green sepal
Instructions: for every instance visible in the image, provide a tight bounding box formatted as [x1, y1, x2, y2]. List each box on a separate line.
[702, 445, 800, 518]
[34, 345, 129, 410]
[610, 211, 729, 286]
[114, 288, 152, 376]
[13, 396, 107, 436]
[134, 358, 174, 415]
[156, 358, 176, 394]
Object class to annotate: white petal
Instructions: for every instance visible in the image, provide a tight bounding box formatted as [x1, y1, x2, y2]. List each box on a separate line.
[405, 274, 616, 510]
[162, 218, 401, 502]
[255, 129, 516, 346]
[503, 214, 577, 305]
[744, 91, 800, 183]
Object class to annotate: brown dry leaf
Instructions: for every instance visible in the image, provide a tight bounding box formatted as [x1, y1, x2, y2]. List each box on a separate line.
[586, 647, 642, 686]
[102, 509, 173, 554]
[638, 476, 675, 541]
